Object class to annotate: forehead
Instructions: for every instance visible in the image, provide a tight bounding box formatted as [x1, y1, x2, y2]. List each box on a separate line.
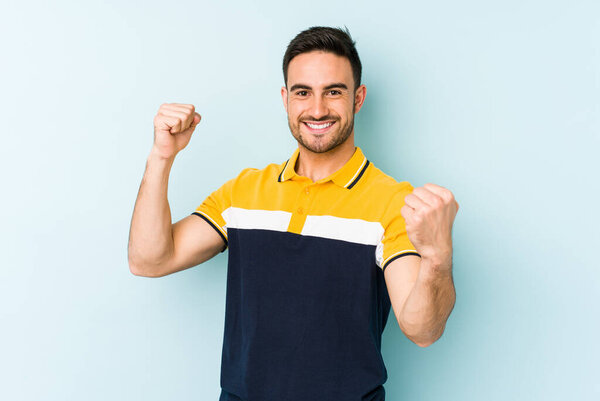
[287, 50, 353, 87]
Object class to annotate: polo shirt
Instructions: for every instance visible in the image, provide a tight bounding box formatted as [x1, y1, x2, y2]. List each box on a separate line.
[191, 146, 421, 401]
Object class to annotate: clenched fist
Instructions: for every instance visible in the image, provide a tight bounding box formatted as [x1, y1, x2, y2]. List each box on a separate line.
[152, 103, 201, 159]
[401, 183, 459, 267]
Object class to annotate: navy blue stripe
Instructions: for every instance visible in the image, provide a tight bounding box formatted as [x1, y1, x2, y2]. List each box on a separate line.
[382, 251, 421, 272]
[278, 159, 290, 182]
[221, 227, 390, 400]
[191, 212, 228, 252]
[346, 160, 370, 189]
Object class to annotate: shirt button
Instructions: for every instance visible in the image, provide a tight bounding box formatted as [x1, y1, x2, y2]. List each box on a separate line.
[297, 207, 303, 214]
[305, 188, 310, 195]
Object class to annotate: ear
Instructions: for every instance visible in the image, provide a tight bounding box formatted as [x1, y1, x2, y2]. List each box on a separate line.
[353, 84, 367, 114]
[281, 86, 288, 113]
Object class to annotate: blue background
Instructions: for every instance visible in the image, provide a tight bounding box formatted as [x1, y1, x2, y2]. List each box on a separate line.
[1, 0, 598, 400]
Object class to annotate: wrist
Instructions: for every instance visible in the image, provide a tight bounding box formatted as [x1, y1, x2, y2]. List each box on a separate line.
[148, 146, 177, 164]
[419, 245, 452, 267]
[419, 246, 453, 276]
[418, 256, 453, 283]
[422, 253, 451, 268]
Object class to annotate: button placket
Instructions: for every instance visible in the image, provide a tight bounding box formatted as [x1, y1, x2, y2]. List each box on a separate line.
[287, 183, 313, 234]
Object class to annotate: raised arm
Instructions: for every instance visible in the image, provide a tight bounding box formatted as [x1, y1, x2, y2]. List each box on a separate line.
[127, 103, 225, 278]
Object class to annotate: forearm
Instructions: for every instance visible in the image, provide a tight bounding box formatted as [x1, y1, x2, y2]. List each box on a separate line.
[399, 255, 456, 346]
[128, 148, 176, 273]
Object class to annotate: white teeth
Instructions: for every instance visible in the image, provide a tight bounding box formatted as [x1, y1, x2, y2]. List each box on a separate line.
[306, 122, 333, 129]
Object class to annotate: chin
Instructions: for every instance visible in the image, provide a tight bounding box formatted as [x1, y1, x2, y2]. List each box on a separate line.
[304, 139, 343, 154]
[290, 125, 349, 154]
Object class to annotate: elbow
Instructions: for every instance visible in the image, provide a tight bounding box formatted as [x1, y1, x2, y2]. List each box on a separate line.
[128, 258, 165, 278]
[127, 244, 168, 277]
[128, 259, 147, 277]
[413, 328, 446, 348]
[404, 331, 435, 348]
[399, 319, 444, 348]
[409, 334, 438, 348]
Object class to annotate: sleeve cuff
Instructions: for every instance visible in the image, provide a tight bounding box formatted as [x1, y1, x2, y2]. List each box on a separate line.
[191, 212, 228, 252]
[382, 250, 421, 272]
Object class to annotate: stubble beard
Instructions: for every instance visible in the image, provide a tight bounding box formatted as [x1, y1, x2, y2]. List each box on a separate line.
[288, 104, 355, 154]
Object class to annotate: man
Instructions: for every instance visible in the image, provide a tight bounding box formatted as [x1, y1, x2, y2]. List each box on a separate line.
[128, 26, 458, 401]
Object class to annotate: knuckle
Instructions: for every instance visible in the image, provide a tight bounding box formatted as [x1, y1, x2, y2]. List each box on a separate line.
[431, 196, 443, 208]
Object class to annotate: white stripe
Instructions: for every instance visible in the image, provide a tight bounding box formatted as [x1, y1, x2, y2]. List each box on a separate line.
[376, 240, 384, 268]
[301, 214, 384, 246]
[343, 157, 367, 188]
[281, 158, 292, 180]
[222, 207, 292, 232]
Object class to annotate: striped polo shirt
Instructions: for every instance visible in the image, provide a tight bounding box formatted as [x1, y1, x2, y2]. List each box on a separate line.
[192, 146, 420, 401]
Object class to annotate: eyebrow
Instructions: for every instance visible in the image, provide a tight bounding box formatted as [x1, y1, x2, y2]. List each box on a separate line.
[289, 82, 348, 92]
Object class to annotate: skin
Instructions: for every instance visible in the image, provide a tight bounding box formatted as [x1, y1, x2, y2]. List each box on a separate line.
[281, 50, 459, 347]
[281, 50, 366, 182]
[129, 48, 459, 348]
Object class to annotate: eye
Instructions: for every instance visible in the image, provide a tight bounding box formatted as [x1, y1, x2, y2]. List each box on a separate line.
[296, 90, 308, 96]
[328, 90, 341, 95]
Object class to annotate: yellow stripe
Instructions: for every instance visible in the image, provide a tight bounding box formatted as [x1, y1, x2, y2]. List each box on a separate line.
[382, 249, 419, 269]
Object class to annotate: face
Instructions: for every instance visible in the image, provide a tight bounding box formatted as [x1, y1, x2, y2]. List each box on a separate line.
[281, 51, 366, 154]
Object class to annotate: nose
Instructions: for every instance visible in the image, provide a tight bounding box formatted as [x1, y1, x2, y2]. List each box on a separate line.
[308, 94, 329, 120]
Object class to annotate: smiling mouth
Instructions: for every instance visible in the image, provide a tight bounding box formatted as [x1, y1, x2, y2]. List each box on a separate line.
[302, 121, 335, 133]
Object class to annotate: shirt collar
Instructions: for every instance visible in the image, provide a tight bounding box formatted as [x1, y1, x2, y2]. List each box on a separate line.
[277, 146, 370, 189]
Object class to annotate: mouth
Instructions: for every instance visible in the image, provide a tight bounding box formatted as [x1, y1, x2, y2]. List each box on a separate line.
[302, 120, 336, 134]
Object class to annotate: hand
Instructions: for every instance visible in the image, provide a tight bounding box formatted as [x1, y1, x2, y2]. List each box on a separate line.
[400, 183, 459, 266]
[152, 103, 201, 159]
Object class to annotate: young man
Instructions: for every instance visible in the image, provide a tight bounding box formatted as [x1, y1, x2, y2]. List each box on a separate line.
[128, 26, 459, 401]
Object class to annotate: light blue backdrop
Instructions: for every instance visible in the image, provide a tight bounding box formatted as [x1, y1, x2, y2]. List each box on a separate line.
[1, 0, 598, 400]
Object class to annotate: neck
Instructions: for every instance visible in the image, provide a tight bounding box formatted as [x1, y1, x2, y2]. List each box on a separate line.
[294, 134, 356, 182]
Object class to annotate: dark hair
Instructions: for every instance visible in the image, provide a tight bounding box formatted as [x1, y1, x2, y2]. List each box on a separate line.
[282, 26, 362, 90]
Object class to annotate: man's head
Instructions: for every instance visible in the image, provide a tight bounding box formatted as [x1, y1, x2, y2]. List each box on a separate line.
[281, 26, 367, 154]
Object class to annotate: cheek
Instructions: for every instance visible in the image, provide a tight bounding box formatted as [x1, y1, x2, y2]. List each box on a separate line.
[334, 103, 352, 119]
[287, 104, 304, 119]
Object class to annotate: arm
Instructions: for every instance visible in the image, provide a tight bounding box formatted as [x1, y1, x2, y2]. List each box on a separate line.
[384, 254, 456, 347]
[127, 150, 225, 277]
[385, 182, 459, 346]
[127, 103, 225, 277]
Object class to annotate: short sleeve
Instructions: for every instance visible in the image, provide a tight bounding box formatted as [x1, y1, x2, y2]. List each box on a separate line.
[191, 176, 236, 253]
[375, 182, 421, 271]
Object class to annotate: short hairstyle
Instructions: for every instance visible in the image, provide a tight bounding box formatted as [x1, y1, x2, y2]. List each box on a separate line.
[282, 26, 362, 90]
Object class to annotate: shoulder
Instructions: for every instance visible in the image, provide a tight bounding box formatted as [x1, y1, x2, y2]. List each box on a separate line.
[228, 159, 286, 186]
[364, 162, 415, 200]
[363, 164, 416, 230]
